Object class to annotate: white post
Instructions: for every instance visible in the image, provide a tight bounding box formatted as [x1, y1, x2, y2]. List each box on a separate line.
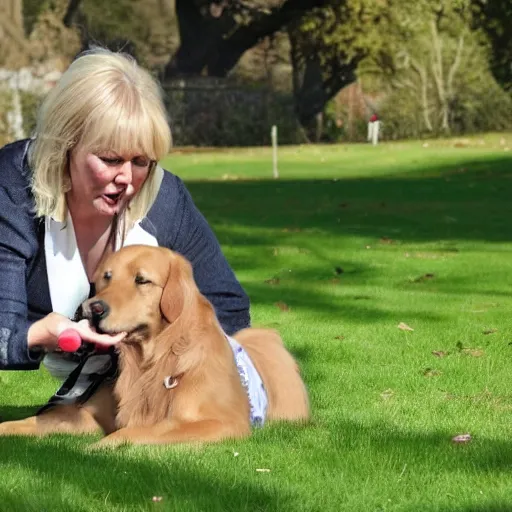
[372, 120, 380, 145]
[271, 125, 278, 179]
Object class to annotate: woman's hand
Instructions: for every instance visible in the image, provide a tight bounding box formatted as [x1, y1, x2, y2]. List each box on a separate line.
[72, 319, 126, 347]
[28, 312, 126, 353]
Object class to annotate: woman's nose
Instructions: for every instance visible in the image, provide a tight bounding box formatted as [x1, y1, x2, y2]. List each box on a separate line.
[114, 161, 132, 184]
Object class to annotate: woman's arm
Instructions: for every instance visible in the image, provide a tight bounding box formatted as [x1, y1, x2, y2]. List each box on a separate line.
[0, 185, 46, 369]
[166, 176, 251, 335]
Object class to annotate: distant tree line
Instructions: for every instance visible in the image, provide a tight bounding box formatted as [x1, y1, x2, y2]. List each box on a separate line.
[1, 0, 511, 144]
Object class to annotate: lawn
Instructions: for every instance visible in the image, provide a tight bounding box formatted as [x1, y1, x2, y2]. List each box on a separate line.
[1, 134, 512, 511]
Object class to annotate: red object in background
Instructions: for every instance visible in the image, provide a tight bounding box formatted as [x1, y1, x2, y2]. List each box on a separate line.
[370, 114, 379, 122]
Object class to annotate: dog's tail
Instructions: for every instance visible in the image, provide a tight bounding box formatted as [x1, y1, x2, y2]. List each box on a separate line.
[234, 328, 310, 422]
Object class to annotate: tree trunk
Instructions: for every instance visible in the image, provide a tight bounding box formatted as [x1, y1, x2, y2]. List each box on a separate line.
[63, 0, 84, 27]
[290, 26, 360, 137]
[164, 0, 329, 80]
[429, 19, 450, 133]
[410, 57, 433, 132]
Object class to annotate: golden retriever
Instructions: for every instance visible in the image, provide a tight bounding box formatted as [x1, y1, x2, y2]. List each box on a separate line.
[0, 245, 309, 446]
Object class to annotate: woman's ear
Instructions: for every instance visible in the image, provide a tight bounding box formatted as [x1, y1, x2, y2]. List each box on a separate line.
[160, 252, 196, 323]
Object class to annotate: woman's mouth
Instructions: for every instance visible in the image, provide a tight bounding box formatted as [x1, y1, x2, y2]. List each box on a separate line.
[102, 191, 123, 205]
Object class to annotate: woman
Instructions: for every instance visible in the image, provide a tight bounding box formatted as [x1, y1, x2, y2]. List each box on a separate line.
[0, 48, 250, 401]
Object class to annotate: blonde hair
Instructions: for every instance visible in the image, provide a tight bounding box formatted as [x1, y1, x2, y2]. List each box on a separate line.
[29, 47, 172, 226]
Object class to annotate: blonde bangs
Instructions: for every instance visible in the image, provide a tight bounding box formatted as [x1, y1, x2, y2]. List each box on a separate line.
[79, 88, 170, 162]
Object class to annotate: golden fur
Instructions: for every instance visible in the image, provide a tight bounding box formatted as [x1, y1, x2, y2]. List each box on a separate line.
[0, 246, 309, 446]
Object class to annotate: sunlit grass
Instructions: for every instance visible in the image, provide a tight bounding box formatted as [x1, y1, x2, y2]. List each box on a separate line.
[2, 134, 512, 511]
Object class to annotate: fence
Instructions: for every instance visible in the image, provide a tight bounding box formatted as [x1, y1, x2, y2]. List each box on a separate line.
[163, 78, 303, 147]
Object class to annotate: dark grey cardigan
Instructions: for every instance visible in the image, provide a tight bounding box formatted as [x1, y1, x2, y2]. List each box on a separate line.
[0, 139, 250, 370]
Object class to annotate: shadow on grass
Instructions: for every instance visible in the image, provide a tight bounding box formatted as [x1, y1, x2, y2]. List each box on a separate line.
[0, 405, 42, 422]
[186, 156, 512, 246]
[183, 155, 512, 321]
[1, 414, 512, 511]
[0, 436, 290, 511]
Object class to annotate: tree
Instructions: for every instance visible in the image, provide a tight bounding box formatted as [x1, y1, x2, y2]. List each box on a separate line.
[288, 0, 401, 133]
[359, 0, 512, 137]
[471, 0, 512, 91]
[163, 0, 330, 79]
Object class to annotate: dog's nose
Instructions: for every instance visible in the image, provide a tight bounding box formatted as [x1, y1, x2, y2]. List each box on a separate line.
[89, 300, 110, 321]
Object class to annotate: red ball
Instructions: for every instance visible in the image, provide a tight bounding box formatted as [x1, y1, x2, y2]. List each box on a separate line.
[58, 328, 82, 352]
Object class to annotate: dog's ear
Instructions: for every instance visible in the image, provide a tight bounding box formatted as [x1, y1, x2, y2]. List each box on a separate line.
[160, 251, 197, 323]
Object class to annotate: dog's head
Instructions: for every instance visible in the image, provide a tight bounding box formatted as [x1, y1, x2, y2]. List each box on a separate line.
[79, 245, 197, 344]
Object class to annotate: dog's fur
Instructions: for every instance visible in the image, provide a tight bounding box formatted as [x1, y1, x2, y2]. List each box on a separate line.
[0, 245, 309, 446]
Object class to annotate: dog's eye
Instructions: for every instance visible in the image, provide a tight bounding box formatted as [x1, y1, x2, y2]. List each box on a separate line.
[135, 274, 151, 285]
[103, 271, 112, 280]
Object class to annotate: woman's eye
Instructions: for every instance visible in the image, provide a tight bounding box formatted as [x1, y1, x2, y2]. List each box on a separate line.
[99, 156, 123, 165]
[132, 157, 150, 168]
[135, 275, 151, 285]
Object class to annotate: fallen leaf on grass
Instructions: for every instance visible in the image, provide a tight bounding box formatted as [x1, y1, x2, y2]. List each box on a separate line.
[152, 496, 163, 502]
[379, 237, 394, 244]
[275, 301, 290, 312]
[432, 350, 449, 358]
[264, 277, 280, 285]
[423, 368, 442, 377]
[452, 433, 472, 444]
[334, 335, 345, 340]
[483, 328, 498, 335]
[398, 322, 414, 331]
[256, 468, 271, 473]
[456, 341, 484, 357]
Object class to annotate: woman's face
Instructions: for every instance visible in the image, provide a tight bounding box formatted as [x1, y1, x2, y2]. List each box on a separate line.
[67, 144, 152, 218]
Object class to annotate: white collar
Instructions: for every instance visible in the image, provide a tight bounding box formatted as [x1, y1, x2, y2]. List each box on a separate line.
[44, 212, 159, 319]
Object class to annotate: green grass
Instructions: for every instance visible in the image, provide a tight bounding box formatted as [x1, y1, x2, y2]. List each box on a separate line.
[2, 133, 512, 511]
